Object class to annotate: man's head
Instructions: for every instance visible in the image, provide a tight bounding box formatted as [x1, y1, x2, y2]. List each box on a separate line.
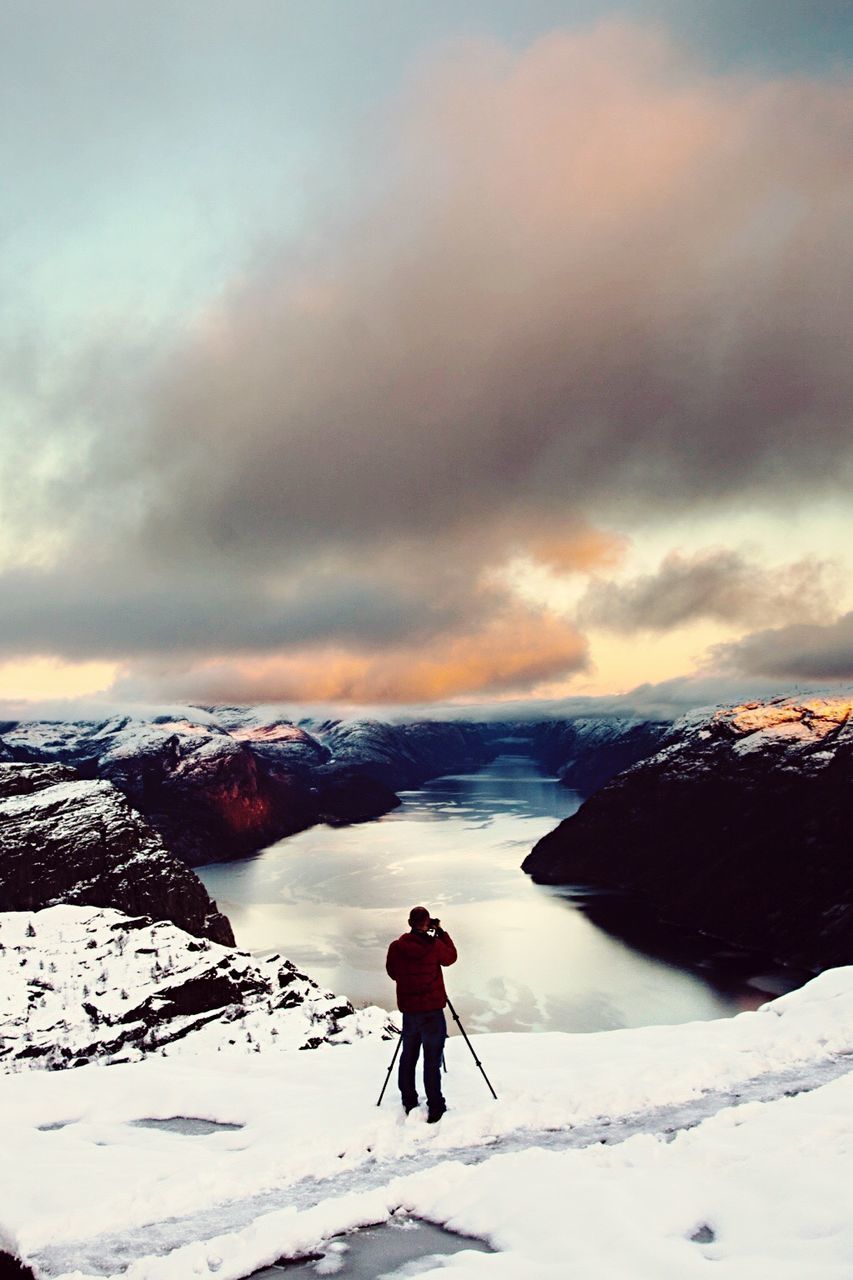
[408, 905, 431, 932]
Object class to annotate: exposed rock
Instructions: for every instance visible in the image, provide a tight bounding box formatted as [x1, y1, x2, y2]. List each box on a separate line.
[0, 761, 79, 797]
[0, 905, 394, 1070]
[0, 764, 233, 945]
[523, 696, 853, 971]
[97, 719, 318, 865]
[530, 717, 673, 793]
[310, 719, 494, 790]
[312, 765, 402, 825]
[0, 713, 489, 865]
[0, 1252, 37, 1278]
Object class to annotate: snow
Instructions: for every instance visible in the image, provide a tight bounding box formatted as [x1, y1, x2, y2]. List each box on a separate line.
[1, 938, 852, 1278]
[0, 907, 392, 1071]
[0, 778, 117, 817]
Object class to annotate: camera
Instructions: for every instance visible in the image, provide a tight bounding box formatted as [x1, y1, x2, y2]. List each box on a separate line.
[428, 917, 441, 932]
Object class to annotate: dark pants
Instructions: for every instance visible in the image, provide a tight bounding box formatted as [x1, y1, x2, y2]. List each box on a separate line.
[398, 1009, 447, 1112]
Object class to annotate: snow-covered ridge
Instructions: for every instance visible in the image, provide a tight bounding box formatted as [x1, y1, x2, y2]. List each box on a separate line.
[0, 710, 496, 866]
[666, 692, 853, 763]
[0, 905, 393, 1072]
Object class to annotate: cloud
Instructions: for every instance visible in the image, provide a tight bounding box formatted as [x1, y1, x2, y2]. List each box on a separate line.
[120, 20, 853, 571]
[0, 562, 481, 660]
[3, 19, 853, 700]
[108, 604, 588, 703]
[711, 611, 853, 680]
[578, 549, 836, 633]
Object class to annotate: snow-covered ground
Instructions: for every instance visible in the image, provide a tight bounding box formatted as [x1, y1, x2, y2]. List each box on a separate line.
[2, 930, 853, 1279]
[0, 907, 392, 1070]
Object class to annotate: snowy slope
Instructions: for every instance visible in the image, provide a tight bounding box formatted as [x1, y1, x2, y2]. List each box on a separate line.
[1, 962, 852, 1277]
[0, 906, 392, 1071]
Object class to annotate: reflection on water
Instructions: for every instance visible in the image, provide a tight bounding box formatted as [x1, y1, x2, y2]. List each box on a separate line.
[198, 755, 787, 1034]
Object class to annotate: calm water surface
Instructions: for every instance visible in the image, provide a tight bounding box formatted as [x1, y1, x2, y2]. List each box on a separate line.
[198, 755, 778, 1034]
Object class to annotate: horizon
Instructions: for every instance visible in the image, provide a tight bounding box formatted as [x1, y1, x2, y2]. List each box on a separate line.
[3, 675, 851, 729]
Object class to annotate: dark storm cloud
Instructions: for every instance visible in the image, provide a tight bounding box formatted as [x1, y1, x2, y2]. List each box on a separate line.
[0, 563, 478, 659]
[578, 550, 835, 633]
[118, 22, 853, 575]
[711, 612, 853, 681]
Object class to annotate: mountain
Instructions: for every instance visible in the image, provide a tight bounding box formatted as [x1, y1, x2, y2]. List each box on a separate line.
[308, 718, 494, 789]
[0, 764, 233, 945]
[529, 716, 673, 793]
[0, 707, 675, 869]
[0, 904, 392, 1071]
[0, 712, 495, 865]
[523, 696, 853, 970]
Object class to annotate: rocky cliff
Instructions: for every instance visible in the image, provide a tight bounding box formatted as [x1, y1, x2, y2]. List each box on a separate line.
[529, 716, 673, 793]
[0, 707, 669, 871]
[0, 904, 392, 1071]
[523, 696, 853, 971]
[0, 712, 494, 865]
[309, 718, 494, 789]
[0, 764, 233, 945]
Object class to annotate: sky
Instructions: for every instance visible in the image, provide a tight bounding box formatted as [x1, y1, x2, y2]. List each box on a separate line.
[1, 1, 852, 714]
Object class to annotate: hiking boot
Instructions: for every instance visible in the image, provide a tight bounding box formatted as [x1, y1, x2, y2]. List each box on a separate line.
[403, 1102, 418, 1115]
[427, 1104, 446, 1124]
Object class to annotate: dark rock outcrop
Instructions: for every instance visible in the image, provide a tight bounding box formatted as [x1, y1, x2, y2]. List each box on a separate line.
[311, 719, 494, 790]
[0, 764, 233, 945]
[311, 765, 402, 824]
[523, 696, 853, 971]
[530, 717, 673, 794]
[0, 1252, 37, 1279]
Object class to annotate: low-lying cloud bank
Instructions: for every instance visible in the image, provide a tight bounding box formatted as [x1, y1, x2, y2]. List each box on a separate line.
[3, 674, 848, 731]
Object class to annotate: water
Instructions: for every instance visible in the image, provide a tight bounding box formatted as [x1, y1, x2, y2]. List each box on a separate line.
[198, 755, 787, 1034]
[251, 1217, 491, 1278]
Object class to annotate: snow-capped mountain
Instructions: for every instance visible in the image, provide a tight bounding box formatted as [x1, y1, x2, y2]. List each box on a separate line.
[523, 695, 853, 969]
[0, 711, 496, 865]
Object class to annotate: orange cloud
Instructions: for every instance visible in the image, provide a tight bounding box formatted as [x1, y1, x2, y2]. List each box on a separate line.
[114, 607, 587, 704]
[522, 526, 628, 574]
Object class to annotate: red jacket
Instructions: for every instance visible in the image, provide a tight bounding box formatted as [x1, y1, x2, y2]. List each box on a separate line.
[386, 929, 457, 1013]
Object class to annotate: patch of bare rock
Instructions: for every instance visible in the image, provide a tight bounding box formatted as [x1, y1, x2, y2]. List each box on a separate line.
[0, 763, 233, 945]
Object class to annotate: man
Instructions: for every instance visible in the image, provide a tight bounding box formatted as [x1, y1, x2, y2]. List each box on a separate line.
[385, 905, 457, 1123]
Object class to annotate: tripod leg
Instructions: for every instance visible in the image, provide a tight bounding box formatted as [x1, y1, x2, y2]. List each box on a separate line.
[376, 1031, 403, 1106]
[446, 997, 498, 1101]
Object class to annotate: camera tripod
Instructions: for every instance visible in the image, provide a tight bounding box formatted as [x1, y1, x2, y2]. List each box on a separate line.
[376, 996, 498, 1106]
